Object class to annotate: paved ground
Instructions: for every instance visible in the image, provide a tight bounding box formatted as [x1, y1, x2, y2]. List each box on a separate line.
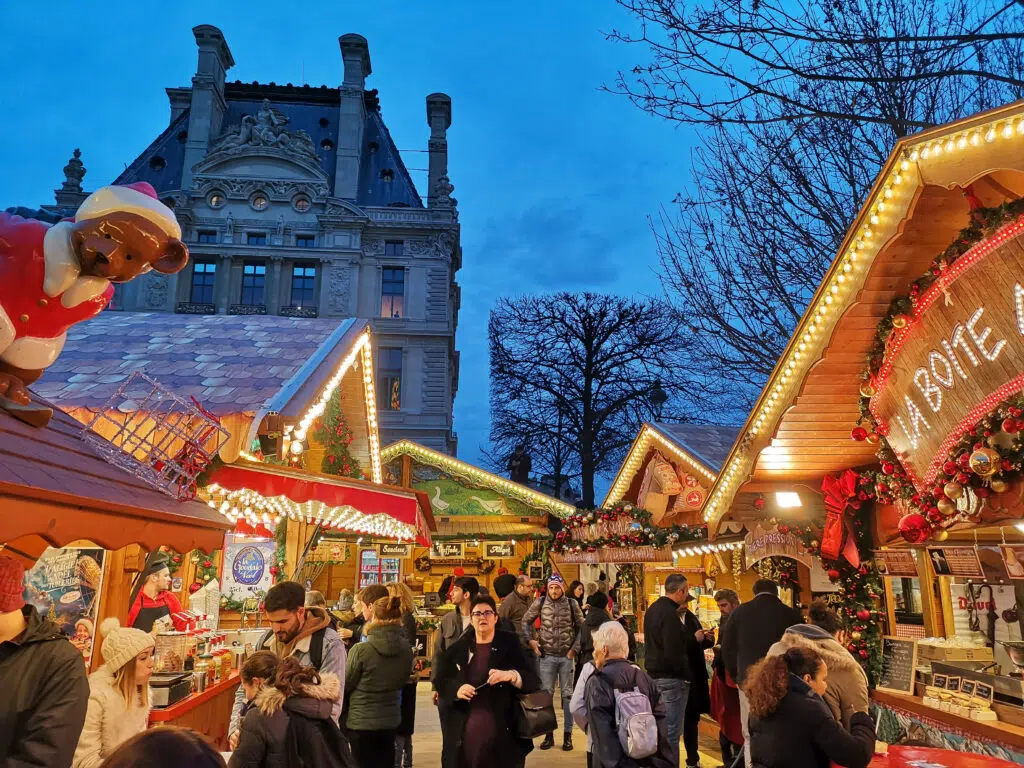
[408, 682, 727, 768]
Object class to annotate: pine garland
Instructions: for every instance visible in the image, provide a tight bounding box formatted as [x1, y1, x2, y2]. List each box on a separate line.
[313, 388, 363, 479]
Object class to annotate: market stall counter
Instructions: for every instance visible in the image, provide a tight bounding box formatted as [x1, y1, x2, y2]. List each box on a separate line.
[869, 744, 1020, 768]
[149, 671, 240, 752]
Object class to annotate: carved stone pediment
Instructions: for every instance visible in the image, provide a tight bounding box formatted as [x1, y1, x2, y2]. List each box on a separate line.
[207, 100, 321, 164]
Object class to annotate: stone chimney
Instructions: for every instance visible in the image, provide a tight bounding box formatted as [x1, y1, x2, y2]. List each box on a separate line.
[181, 25, 235, 190]
[426, 93, 452, 208]
[53, 148, 88, 209]
[335, 34, 371, 200]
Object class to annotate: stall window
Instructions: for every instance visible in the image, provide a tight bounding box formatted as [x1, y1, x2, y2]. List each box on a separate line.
[190, 260, 217, 304]
[892, 577, 924, 626]
[241, 262, 266, 305]
[378, 347, 402, 411]
[380, 267, 405, 318]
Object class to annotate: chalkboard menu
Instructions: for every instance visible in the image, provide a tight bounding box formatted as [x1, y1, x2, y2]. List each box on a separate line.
[878, 636, 918, 694]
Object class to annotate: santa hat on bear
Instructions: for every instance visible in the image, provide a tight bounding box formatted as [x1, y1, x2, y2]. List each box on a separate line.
[75, 182, 181, 240]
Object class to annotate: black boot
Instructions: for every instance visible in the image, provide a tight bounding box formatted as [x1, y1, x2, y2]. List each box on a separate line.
[539, 733, 555, 750]
[562, 733, 573, 752]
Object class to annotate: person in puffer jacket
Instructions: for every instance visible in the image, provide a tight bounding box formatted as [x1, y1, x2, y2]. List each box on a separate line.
[522, 574, 584, 752]
[228, 656, 348, 768]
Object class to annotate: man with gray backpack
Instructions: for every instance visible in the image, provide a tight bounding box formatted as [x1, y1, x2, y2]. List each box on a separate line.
[582, 621, 673, 768]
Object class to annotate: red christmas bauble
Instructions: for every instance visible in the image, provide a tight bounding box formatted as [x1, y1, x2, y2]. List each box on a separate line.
[778, 525, 789, 534]
[856, 608, 871, 621]
[848, 643, 857, 653]
[881, 462, 895, 475]
[898, 512, 932, 544]
[957, 452, 971, 468]
[203, 560, 212, 568]
[851, 427, 868, 442]
[269, 565, 280, 576]
[754, 497, 765, 510]
[828, 569, 840, 580]
[859, 649, 869, 659]
[942, 460, 957, 476]
[189, 582, 203, 594]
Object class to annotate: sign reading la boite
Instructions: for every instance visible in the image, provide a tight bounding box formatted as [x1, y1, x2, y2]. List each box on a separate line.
[870, 224, 1024, 490]
[232, 546, 266, 585]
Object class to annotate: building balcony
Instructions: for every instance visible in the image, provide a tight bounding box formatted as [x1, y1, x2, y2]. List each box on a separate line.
[280, 305, 319, 318]
[228, 304, 268, 316]
[176, 302, 216, 315]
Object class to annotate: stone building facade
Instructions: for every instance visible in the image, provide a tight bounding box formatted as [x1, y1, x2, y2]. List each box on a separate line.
[37, 26, 460, 454]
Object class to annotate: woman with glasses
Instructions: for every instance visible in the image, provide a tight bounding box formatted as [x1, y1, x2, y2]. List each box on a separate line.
[435, 594, 540, 768]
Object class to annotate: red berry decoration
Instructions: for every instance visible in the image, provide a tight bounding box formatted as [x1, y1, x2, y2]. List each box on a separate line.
[856, 608, 872, 622]
[828, 569, 841, 581]
[851, 427, 868, 442]
[778, 524, 790, 534]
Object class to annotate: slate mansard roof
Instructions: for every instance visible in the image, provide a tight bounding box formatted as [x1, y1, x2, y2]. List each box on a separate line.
[115, 82, 422, 208]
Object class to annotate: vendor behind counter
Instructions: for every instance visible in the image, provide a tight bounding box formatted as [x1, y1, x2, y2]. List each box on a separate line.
[127, 552, 182, 633]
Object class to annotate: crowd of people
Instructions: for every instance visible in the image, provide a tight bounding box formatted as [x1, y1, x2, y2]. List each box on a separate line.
[0, 551, 878, 768]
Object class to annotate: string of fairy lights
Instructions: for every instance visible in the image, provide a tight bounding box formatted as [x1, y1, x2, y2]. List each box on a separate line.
[204, 483, 419, 541]
[283, 330, 382, 484]
[380, 440, 577, 518]
[703, 107, 1024, 529]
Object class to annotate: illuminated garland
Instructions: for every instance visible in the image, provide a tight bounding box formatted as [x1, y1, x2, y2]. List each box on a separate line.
[775, 502, 886, 686]
[552, 502, 706, 554]
[856, 393, 1024, 542]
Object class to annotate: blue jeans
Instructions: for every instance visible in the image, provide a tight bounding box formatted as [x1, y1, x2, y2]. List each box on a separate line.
[654, 677, 690, 768]
[537, 654, 574, 735]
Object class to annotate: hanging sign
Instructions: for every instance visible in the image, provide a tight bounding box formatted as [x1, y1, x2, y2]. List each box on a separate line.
[926, 546, 984, 578]
[869, 226, 1024, 490]
[874, 549, 920, 578]
[22, 547, 106, 668]
[431, 542, 465, 559]
[484, 542, 515, 559]
[744, 522, 813, 570]
[379, 543, 412, 558]
[999, 544, 1024, 579]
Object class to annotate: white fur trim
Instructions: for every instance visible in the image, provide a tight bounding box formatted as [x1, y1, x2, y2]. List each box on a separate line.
[76, 186, 181, 239]
[0, 304, 14, 358]
[62, 276, 110, 309]
[1, 333, 67, 370]
[42, 221, 80, 298]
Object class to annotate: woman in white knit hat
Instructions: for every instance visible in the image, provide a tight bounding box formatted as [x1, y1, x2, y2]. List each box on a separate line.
[72, 618, 155, 768]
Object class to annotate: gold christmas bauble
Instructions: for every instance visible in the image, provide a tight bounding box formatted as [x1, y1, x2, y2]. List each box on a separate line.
[892, 314, 909, 329]
[943, 481, 963, 500]
[866, 433, 880, 445]
[810, 539, 820, 549]
[969, 447, 1000, 477]
[851, 631, 862, 641]
[937, 497, 957, 516]
[933, 528, 949, 542]
[859, 381, 876, 398]
[990, 478, 1010, 493]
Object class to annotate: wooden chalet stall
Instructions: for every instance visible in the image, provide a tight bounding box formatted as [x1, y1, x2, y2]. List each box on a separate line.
[701, 102, 1024, 762]
[0, 396, 235, 746]
[567, 423, 744, 628]
[308, 439, 573, 670]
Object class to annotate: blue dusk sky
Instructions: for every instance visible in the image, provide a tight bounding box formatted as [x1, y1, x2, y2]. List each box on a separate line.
[0, 2, 694, 481]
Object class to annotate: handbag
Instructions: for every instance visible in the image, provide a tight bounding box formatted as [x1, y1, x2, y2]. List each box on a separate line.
[515, 690, 557, 739]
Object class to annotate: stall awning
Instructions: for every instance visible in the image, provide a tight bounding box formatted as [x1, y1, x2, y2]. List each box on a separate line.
[433, 517, 552, 542]
[1, 398, 231, 563]
[206, 461, 434, 545]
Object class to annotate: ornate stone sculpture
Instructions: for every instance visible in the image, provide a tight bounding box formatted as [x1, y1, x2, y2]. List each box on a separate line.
[209, 99, 320, 163]
[62, 149, 86, 192]
[433, 175, 456, 206]
[327, 265, 352, 314]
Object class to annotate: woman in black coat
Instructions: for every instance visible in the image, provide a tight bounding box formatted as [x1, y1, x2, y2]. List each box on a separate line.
[744, 646, 875, 768]
[434, 594, 540, 768]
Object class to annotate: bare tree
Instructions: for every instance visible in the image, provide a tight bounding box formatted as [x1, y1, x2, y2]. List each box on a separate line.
[489, 293, 680, 508]
[608, 0, 1024, 414]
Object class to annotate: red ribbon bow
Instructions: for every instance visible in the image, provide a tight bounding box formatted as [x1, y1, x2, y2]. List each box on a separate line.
[820, 469, 861, 568]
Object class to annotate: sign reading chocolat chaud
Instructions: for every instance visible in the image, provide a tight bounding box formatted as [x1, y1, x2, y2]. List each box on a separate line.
[870, 224, 1024, 490]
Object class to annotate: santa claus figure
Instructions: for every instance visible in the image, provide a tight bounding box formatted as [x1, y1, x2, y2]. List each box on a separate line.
[0, 182, 188, 411]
